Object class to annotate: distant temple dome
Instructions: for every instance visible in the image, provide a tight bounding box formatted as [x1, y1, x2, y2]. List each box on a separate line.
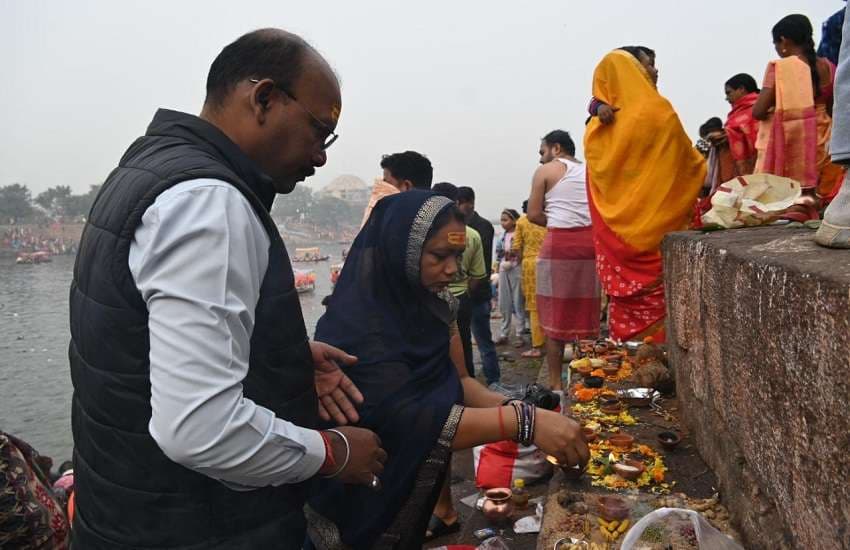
[319, 175, 369, 203]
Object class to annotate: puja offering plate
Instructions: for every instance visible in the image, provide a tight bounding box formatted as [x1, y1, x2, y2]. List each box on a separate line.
[624, 340, 642, 355]
[616, 388, 659, 408]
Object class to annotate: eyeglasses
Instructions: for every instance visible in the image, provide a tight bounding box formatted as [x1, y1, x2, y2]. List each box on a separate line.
[249, 78, 339, 150]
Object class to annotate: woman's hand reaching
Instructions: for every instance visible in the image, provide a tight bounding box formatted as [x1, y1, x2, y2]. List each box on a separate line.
[532, 409, 590, 468]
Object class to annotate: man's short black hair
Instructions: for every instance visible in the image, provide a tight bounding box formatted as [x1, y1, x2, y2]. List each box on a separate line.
[432, 182, 458, 201]
[542, 130, 576, 156]
[205, 29, 313, 109]
[725, 73, 759, 94]
[456, 186, 475, 204]
[380, 151, 433, 189]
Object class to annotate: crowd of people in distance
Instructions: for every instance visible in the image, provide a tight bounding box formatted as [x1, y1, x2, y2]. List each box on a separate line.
[2, 226, 77, 256]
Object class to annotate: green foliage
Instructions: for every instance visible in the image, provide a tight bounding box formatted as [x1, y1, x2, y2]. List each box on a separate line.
[270, 184, 362, 229]
[30, 184, 101, 219]
[0, 184, 35, 222]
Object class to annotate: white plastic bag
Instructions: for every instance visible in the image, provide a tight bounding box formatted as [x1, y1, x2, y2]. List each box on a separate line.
[620, 508, 743, 550]
[702, 173, 801, 228]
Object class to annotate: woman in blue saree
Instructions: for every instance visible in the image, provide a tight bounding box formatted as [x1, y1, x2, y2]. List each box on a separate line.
[307, 191, 588, 549]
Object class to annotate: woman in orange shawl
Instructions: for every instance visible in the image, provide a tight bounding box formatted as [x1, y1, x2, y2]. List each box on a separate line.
[753, 14, 841, 219]
[584, 47, 705, 342]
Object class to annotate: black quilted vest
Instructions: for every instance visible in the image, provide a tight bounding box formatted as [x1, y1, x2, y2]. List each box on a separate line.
[69, 109, 317, 549]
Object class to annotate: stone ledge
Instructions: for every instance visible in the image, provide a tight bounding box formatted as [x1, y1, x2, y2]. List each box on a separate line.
[663, 227, 850, 550]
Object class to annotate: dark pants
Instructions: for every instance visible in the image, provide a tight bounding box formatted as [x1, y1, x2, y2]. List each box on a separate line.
[457, 293, 501, 385]
[470, 299, 500, 385]
[457, 293, 475, 378]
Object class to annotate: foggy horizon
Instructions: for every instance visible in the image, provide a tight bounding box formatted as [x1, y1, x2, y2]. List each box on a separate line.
[2, 0, 841, 219]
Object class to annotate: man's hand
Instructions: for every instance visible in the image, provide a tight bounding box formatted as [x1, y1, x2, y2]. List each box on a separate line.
[310, 341, 362, 424]
[598, 104, 619, 125]
[532, 409, 590, 468]
[321, 427, 387, 485]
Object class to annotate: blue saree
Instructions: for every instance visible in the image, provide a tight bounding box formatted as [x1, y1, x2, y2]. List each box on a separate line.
[307, 191, 465, 550]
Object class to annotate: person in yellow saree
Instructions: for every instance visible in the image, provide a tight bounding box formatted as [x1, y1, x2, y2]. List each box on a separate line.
[584, 47, 705, 343]
[512, 200, 547, 357]
[753, 14, 842, 220]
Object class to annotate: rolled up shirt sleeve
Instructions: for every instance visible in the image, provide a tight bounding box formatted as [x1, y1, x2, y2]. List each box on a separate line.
[128, 179, 325, 489]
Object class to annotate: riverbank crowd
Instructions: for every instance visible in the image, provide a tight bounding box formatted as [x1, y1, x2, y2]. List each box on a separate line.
[2, 5, 848, 549]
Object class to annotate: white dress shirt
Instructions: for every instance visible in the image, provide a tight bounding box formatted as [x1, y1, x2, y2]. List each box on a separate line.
[128, 178, 325, 489]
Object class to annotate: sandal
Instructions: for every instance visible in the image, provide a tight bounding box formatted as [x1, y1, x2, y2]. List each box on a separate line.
[521, 348, 543, 358]
[424, 513, 461, 541]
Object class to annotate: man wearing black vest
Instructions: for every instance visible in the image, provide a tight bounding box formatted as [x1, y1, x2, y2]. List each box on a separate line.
[69, 29, 386, 549]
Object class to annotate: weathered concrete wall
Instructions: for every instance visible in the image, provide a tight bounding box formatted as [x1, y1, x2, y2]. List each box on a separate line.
[663, 227, 850, 550]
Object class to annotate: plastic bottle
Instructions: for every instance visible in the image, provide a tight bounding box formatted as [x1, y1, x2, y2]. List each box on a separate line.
[511, 478, 529, 509]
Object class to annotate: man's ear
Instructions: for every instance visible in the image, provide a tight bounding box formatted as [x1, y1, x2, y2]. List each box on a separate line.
[249, 79, 277, 123]
[399, 180, 414, 192]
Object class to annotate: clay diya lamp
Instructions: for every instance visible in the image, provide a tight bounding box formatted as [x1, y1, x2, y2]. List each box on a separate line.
[581, 427, 598, 443]
[657, 431, 682, 451]
[598, 495, 630, 522]
[583, 375, 604, 389]
[546, 455, 584, 480]
[601, 365, 620, 377]
[600, 403, 623, 415]
[613, 459, 646, 481]
[607, 433, 635, 449]
[481, 488, 514, 523]
[604, 354, 623, 366]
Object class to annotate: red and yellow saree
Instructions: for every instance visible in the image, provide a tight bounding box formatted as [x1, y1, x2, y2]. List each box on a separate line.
[584, 51, 705, 342]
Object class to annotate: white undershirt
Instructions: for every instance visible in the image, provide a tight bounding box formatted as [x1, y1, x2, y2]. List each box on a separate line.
[544, 158, 592, 228]
[128, 178, 325, 490]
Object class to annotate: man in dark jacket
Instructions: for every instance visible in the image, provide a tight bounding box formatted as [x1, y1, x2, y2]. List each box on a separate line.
[69, 29, 385, 549]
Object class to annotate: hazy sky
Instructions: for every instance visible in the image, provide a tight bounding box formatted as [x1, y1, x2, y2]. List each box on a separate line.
[1, 0, 842, 219]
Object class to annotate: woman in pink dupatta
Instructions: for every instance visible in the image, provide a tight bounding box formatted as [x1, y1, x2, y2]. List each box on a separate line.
[754, 14, 841, 219]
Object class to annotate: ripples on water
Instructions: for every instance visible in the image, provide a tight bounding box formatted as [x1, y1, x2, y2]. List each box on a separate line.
[0, 245, 342, 461]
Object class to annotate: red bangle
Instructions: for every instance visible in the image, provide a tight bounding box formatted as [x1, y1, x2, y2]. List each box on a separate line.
[319, 431, 336, 473]
[498, 406, 507, 441]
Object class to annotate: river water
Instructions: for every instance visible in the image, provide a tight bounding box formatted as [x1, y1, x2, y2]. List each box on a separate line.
[0, 244, 344, 461]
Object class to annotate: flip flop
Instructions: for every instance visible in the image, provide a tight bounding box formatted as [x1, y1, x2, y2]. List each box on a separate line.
[521, 349, 543, 358]
[424, 514, 461, 541]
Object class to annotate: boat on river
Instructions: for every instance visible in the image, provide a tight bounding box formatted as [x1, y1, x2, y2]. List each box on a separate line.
[329, 263, 343, 287]
[292, 247, 330, 263]
[16, 251, 52, 265]
[294, 269, 317, 294]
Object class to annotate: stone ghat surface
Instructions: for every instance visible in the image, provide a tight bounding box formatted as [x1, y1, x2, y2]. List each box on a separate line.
[662, 227, 850, 550]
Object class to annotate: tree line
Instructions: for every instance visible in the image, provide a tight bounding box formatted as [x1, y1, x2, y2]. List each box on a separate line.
[1, 182, 363, 229]
[0, 183, 101, 223]
[270, 184, 364, 229]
